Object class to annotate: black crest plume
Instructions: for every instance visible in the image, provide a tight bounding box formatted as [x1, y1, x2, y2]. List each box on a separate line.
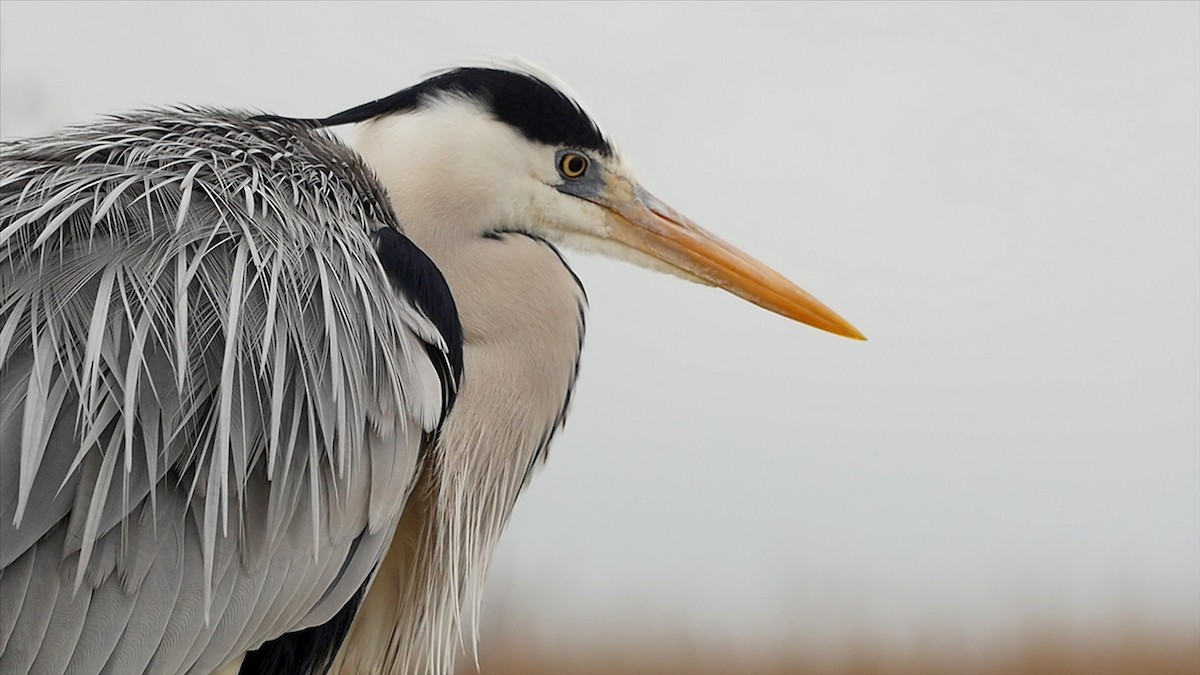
[264, 68, 612, 156]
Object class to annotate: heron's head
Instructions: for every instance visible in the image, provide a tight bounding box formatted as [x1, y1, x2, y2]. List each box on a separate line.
[335, 66, 863, 340]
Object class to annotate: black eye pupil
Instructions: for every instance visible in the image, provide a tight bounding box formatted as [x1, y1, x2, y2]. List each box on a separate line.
[563, 155, 586, 177]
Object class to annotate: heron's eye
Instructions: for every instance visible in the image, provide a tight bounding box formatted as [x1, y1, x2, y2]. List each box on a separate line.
[559, 152, 589, 179]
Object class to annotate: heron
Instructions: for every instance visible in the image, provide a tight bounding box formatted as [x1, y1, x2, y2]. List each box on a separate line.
[0, 65, 864, 674]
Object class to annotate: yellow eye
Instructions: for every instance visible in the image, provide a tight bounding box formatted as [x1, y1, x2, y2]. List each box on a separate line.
[559, 152, 588, 179]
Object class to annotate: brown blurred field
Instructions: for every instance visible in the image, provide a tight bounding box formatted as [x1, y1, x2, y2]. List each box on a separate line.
[460, 614, 1199, 675]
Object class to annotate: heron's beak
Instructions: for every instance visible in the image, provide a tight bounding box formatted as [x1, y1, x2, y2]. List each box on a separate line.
[594, 176, 865, 340]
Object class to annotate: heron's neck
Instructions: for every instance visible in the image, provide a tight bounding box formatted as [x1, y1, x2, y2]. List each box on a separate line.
[336, 135, 587, 673]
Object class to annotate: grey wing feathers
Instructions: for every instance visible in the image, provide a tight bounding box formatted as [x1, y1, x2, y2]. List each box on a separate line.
[0, 110, 454, 673]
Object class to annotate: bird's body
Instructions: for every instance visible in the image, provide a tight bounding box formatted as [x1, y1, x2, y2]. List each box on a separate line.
[0, 67, 862, 674]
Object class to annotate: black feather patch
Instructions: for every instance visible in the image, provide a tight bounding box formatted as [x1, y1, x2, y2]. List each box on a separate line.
[260, 68, 612, 155]
[238, 579, 369, 675]
[372, 227, 464, 416]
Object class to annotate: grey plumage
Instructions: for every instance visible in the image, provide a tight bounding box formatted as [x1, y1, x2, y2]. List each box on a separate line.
[0, 109, 455, 673]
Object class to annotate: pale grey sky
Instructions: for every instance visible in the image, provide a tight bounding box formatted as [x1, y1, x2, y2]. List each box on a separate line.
[2, 0, 1197, 646]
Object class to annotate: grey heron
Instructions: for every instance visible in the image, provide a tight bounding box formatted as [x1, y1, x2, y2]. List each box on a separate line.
[0, 66, 863, 674]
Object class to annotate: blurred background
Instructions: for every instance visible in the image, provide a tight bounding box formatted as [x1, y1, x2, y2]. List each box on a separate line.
[2, 2, 1197, 673]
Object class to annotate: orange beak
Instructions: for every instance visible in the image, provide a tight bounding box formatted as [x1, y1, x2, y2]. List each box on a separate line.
[594, 175, 865, 340]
